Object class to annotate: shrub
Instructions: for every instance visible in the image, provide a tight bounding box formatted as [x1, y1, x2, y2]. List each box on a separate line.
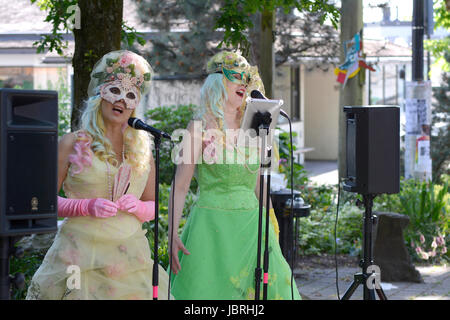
[277, 130, 309, 188]
[143, 183, 196, 270]
[10, 250, 46, 300]
[144, 104, 196, 186]
[297, 185, 362, 257]
[374, 178, 449, 263]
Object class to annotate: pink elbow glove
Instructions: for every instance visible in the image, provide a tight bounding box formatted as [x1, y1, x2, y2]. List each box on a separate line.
[58, 196, 118, 218]
[117, 194, 155, 223]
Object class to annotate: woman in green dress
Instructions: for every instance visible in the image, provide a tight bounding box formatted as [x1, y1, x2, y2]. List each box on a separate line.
[169, 51, 301, 300]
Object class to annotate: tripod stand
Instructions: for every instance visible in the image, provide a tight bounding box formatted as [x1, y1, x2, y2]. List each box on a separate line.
[0, 236, 25, 300]
[253, 111, 273, 301]
[341, 194, 387, 300]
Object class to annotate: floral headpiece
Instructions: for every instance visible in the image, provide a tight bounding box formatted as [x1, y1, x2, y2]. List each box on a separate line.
[88, 50, 153, 108]
[246, 65, 265, 96]
[207, 51, 251, 85]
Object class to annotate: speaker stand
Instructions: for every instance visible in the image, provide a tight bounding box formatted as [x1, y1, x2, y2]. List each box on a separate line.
[341, 194, 387, 300]
[0, 236, 25, 300]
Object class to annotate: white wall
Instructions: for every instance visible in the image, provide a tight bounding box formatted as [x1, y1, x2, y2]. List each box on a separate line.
[146, 79, 202, 110]
[0, 53, 48, 67]
[274, 64, 307, 164]
[304, 68, 339, 161]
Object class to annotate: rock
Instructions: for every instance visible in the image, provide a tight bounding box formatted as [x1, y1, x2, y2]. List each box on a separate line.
[16, 221, 63, 253]
[16, 232, 57, 252]
[373, 212, 423, 283]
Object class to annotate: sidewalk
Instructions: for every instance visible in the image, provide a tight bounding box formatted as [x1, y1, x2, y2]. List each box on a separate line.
[294, 265, 450, 300]
[302, 160, 338, 185]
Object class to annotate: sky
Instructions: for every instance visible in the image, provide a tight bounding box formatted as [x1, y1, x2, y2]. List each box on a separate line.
[363, 0, 414, 23]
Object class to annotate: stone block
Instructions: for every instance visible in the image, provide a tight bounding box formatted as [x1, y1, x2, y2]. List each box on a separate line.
[373, 212, 423, 283]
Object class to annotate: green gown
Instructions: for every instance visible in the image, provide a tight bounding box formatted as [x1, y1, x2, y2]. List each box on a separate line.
[170, 146, 302, 300]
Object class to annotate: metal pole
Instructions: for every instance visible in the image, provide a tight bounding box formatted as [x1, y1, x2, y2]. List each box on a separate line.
[362, 195, 375, 300]
[0, 237, 11, 300]
[153, 136, 161, 300]
[395, 65, 399, 106]
[412, 0, 424, 81]
[382, 65, 386, 104]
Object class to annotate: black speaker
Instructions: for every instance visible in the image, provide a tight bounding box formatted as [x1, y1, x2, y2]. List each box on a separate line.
[0, 88, 58, 236]
[343, 105, 400, 195]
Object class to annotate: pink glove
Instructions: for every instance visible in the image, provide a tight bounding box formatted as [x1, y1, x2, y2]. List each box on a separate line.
[117, 194, 155, 223]
[58, 196, 118, 218]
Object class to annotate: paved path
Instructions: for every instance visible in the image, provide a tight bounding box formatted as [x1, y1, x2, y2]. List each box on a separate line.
[294, 265, 450, 300]
[302, 160, 339, 186]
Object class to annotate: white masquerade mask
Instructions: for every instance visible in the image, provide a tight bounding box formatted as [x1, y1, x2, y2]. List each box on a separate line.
[100, 80, 141, 110]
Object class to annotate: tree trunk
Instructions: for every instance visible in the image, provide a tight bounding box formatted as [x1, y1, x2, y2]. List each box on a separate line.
[71, 0, 123, 131]
[258, 8, 275, 98]
[338, 0, 363, 179]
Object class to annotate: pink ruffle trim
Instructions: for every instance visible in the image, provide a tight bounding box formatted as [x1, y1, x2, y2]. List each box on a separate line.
[68, 131, 93, 176]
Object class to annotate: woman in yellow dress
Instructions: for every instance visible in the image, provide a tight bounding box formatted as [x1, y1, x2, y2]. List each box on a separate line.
[26, 50, 171, 300]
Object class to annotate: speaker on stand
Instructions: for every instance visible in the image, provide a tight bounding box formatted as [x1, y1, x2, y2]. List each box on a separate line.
[341, 105, 400, 300]
[0, 88, 59, 299]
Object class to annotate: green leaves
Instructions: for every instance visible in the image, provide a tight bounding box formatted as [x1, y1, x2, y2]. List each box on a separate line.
[143, 73, 152, 81]
[434, 0, 450, 30]
[423, 1, 450, 73]
[215, 0, 340, 52]
[375, 178, 449, 263]
[277, 130, 309, 188]
[30, 1, 147, 56]
[143, 183, 194, 270]
[144, 104, 196, 187]
[30, 0, 77, 55]
[121, 21, 147, 49]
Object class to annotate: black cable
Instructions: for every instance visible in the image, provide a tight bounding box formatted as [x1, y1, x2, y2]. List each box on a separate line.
[335, 178, 343, 300]
[168, 141, 177, 300]
[284, 113, 295, 300]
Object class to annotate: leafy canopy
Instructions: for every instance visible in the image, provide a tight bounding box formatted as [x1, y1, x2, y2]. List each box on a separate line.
[215, 0, 340, 53]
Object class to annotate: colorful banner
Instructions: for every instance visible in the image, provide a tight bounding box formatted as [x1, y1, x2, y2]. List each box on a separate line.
[335, 32, 374, 87]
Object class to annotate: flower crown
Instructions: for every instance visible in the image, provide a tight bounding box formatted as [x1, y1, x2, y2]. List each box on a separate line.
[206, 51, 250, 75]
[247, 65, 265, 95]
[206, 51, 265, 94]
[88, 50, 153, 98]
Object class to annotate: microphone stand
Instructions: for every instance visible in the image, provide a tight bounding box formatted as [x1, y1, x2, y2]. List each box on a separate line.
[254, 112, 273, 300]
[128, 117, 172, 300]
[152, 134, 161, 300]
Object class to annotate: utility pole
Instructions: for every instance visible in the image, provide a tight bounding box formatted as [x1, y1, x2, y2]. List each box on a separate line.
[404, 0, 432, 180]
[412, 0, 424, 81]
[338, 0, 364, 179]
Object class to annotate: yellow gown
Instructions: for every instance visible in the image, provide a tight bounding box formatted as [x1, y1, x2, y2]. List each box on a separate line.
[26, 134, 171, 300]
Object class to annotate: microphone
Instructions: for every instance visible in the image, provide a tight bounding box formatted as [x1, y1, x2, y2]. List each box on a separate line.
[250, 89, 267, 100]
[128, 117, 172, 140]
[250, 90, 289, 120]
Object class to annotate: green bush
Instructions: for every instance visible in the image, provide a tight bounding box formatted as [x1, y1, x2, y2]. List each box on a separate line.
[143, 183, 196, 270]
[36, 68, 72, 136]
[297, 185, 362, 257]
[277, 130, 309, 188]
[296, 177, 449, 263]
[430, 52, 450, 183]
[374, 178, 449, 263]
[10, 250, 46, 300]
[144, 104, 196, 186]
